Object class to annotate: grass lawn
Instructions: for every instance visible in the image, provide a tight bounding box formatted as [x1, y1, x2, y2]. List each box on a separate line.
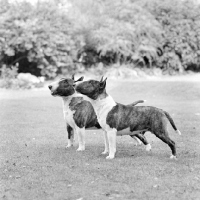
[1, 78, 200, 200]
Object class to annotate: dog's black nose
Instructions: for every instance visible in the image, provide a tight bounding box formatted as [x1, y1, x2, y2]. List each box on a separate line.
[48, 85, 52, 90]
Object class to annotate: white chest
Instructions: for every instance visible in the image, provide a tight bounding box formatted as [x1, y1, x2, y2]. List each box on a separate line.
[62, 98, 76, 128]
[92, 96, 116, 131]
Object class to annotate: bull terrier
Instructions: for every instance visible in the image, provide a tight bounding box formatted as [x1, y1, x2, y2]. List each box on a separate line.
[48, 75, 148, 153]
[75, 77, 181, 159]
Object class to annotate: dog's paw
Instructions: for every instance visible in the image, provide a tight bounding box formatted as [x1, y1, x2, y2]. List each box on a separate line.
[133, 142, 142, 146]
[66, 140, 74, 149]
[145, 144, 152, 151]
[106, 155, 115, 159]
[66, 144, 72, 149]
[170, 155, 177, 160]
[101, 150, 109, 155]
[135, 143, 142, 146]
[76, 147, 85, 151]
[137, 141, 142, 146]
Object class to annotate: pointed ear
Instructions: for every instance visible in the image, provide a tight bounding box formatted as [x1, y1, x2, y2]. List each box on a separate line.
[100, 76, 104, 83]
[72, 74, 75, 80]
[100, 77, 107, 90]
[74, 76, 84, 83]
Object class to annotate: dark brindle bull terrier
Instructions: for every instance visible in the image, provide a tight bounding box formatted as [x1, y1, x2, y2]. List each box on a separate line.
[75, 77, 181, 159]
[48, 75, 148, 153]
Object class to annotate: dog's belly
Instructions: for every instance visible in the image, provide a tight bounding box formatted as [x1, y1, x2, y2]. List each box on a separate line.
[116, 127, 131, 136]
[86, 127, 99, 130]
[116, 127, 148, 136]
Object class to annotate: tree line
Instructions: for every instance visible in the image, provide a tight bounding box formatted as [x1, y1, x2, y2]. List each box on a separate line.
[0, 0, 200, 78]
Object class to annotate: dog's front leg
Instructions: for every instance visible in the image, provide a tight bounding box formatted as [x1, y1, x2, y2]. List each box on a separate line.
[66, 125, 74, 148]
[106, 129, 117, 159]
[101, 131, 109, 155]
[76, 127, 86, 151]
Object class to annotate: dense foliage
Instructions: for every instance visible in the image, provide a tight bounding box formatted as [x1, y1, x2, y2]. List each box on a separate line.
[0, 0, 200, 79]
[0, 0, 78, 77]
[143, 0, 200, 72]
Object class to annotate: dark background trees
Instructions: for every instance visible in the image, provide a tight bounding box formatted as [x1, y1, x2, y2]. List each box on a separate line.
[0, 0, 200, 78]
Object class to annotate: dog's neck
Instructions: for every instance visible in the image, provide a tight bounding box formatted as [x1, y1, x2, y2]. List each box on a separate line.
[98, 91, 108, 100]
[62, 92, 83, 112]
[87, 94, 117, 125]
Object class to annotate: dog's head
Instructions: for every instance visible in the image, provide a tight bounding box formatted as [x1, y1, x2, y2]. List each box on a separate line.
[75, 77, 107, 100]
[48, 75, 84, 97]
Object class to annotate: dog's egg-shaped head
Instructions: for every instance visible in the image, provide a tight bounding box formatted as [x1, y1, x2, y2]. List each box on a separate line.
[48, 75, 84, 97]
[75, 77, 107, 100]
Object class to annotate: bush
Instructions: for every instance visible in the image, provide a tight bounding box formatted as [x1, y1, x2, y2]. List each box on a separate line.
[70, 0, 163, 67]
[143, 0, 200, 72]
[0, 64, 44, 89]
[0, 0, 77, 78]
[0, 0, 200, 80]
[0, 64, 18, 88]
[72, 0, 200, 72]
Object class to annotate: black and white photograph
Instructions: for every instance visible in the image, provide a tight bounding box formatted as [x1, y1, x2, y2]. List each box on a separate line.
[1, 0, 200, 199]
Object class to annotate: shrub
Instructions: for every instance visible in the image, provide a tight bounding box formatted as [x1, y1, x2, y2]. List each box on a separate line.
[70, 0, 164, 67]
[0, 0, 200, 78]
[71, 0, 200, 72]
[0, 0, 77, 78]
[0, 64, 44, 89]
[143, 0, 200, 72]
[0, 64, 19, 89]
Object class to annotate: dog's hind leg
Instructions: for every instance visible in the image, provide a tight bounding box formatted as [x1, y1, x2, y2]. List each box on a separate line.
[154, 131, 176, 159]
[130, 135, 142, 146]
[102, 131, 109, 155]
[133, 134, 152, 151]
[76, 127, 86, 151]
[66, 125, 74, 148]
[152, 116, 177, 159]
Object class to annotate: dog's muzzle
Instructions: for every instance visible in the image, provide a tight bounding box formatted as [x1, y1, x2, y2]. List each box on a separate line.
[48, 85, 52, 90]
[48, 85, 56, 96]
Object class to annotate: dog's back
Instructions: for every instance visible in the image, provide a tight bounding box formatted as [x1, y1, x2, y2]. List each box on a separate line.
[107, 104, 169, 132]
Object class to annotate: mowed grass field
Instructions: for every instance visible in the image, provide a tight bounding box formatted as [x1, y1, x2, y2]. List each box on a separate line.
[1, 78, 200, 200]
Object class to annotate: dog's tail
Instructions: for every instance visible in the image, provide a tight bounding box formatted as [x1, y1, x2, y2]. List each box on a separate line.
[129, 100, 146, 106]
[164, 111, 181, 135]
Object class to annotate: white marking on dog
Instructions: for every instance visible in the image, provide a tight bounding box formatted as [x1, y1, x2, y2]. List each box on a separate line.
[91, 95, 116, 130]
[50, 80, 59, 93]
[101, 131, 109, 154]
[90, 96, 118, 159]
[63, 98, 76, 127]
[66, 134, 74, 148]
[76, 127, 85, 151]
[145, 143, 151, 151]
[62, 93, 84, 127]
[170, 155, 177, 160]
[66, 140, 72, 148]
[62, 94, 86, 151]
[176, 130, 181, 135]
[106, 128, 117, 159]
[134, 137, 142, 146]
